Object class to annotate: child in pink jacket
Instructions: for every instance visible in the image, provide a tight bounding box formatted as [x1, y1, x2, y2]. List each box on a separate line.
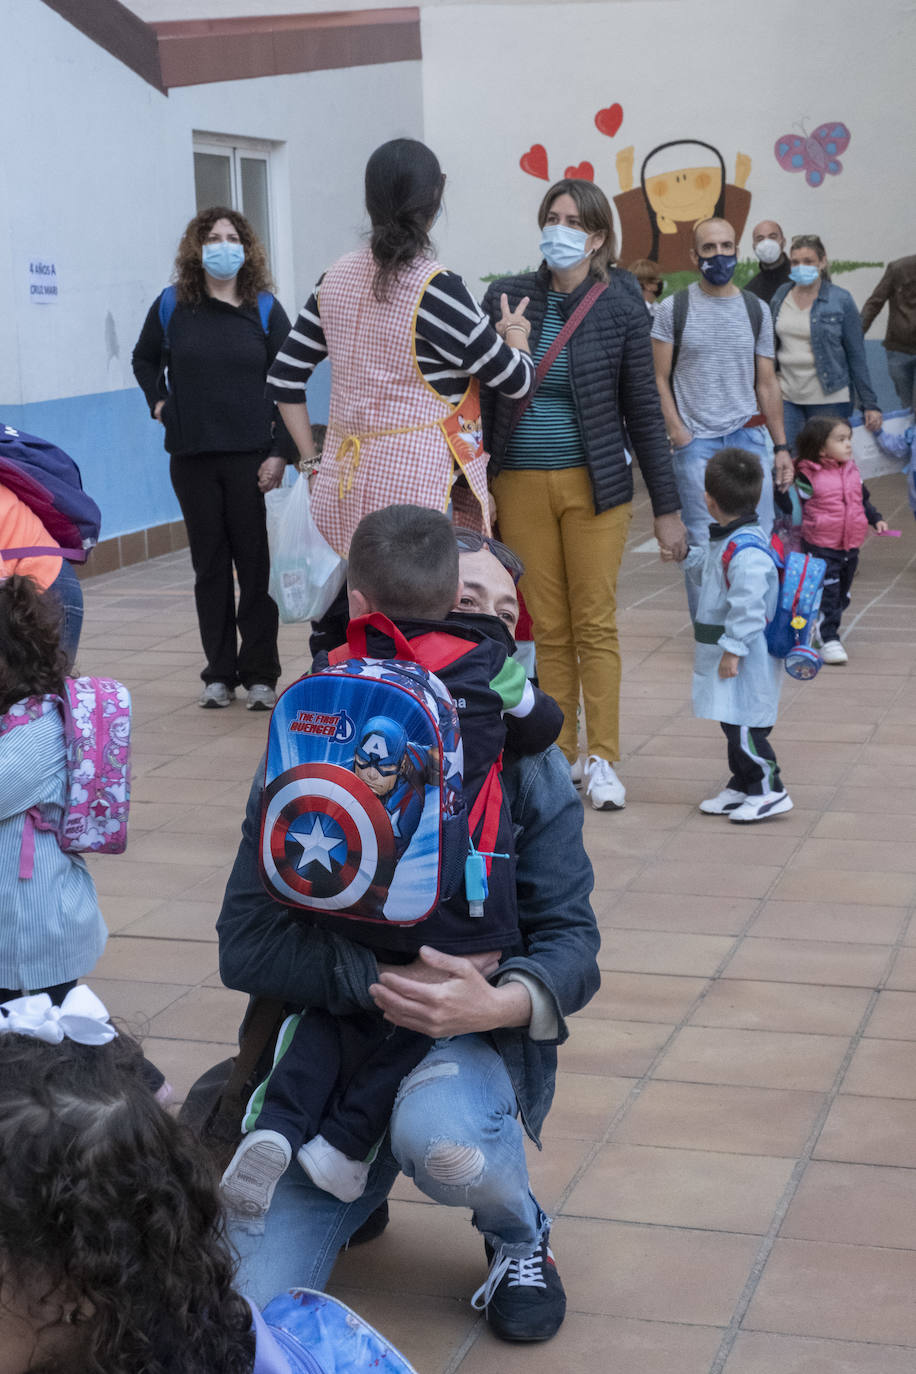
[795, 417, 887, 664]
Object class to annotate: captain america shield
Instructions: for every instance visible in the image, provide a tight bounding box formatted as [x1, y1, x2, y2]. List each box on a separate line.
[261, 763, 396, 912]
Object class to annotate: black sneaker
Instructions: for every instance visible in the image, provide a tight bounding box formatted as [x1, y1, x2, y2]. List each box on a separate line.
[471, 1232, 566, 1342]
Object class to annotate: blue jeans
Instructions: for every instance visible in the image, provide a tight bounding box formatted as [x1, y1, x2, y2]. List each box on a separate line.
[782, 399, 852, 454]
[229, 1034, 546, 1308]
[885, 350, 916, 411]
[672, 425, 774, 617]
[46, 560, 84, 668]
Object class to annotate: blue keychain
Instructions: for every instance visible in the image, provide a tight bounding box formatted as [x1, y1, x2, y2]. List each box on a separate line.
[464, 841, 509, 917]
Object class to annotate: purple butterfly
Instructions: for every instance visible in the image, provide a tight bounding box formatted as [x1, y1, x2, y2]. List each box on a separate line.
[774, 122, 851, 188]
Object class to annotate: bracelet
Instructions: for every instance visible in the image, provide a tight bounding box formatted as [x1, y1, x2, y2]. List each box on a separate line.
[299, 452, 322, 475]
[506, 323, 530, 337]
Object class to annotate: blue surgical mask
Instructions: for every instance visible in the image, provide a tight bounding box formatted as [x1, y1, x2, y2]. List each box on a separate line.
[202, 241, 245, 280]
[540, 224, 591, 271]
[789, 264, 821, 287]
[697, 253, 737, 286]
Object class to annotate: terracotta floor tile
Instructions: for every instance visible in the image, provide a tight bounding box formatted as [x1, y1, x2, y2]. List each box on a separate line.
[538, 1073, 634, 1143]
[606, 890, 757, 935]
[725, 1330, 916, 1374]
[563, 1017, 673, 1078]
[657, 1026, 850, 1092]
[586, 972, 707, 1022]
[564, 1142, 793, 1233]
[143, 1035, 234, 1105]
[769, 866, 916, 906]
[865, 991, 916, 1040]
[616, 1080, 825, 1156]
[458, 1312, 722, 1374]
[792, 836, 916, 874]
[829, 785, 916, 816]
[661, 830, 800, 866]
[782, 1160, 916, 1248]
[724, 937, 891, 987]
[87, 857, 221, 898]
[125, 827, 242, 868]
[813, 811, 916, 842]
[815, 1095, 916, 1166]
[82, 976, 192, 1023]
[745, 1236, 916, 1345]
[328, 1198, 489, 1300]
[842, 1038, 916, 1098]
[92, 935, 219, 985]
[750, 899, 906, 944]
[556, 1216, 758, 1324]
[124, 900, 220, 941]
[887, 946, 916, 988]
[691, 979, 870, 1035]
[146, 984, 248, 1042]
[630, 859, 781, 900]
[597, 930, 734, 977]
[680, 805, 818, 838]
[522, 1137, 596, 1215]
[96, 893, 163, 932]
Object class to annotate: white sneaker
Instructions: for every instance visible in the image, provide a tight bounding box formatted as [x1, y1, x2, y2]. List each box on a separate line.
[729, 790, 794, 824]
[246, 683, 278, 711]
[820, 640, 848, 665]
[199, 682, 235, 709]
[584, 755, 626, 811]
[569, 758, 583, 787]
[699, 787, 747, 815]
[297, 1133, 370, 1203]
[220, 1129, 291, 1217]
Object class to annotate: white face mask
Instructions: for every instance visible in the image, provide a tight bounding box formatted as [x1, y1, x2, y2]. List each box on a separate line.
[754, 238, 783, 266]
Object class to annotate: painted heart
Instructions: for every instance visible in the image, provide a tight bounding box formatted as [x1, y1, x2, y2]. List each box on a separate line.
[519, 144, 549, 180]
[564, 161, 594, 181]
[594, 103, 624, 138]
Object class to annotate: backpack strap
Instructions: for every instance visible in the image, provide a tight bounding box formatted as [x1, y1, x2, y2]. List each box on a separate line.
[721, 532, 782, 587]
[344, 613, 416, 661]
[257, 291, 274, 333]
[158, 284, 178, 342]
[508, 281, 607, 436]
[1, 544, 84, 561]
[467, 756, 504, 877]
[670, 288, 690, 374]
[741, 288, 763, 347]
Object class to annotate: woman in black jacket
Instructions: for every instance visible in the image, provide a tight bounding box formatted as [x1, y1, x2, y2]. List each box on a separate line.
[132, 207, 295, 711]
[482, 179, 685, 811]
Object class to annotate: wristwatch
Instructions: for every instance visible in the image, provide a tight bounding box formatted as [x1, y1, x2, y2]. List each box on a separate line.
[773, 443, 791, 454]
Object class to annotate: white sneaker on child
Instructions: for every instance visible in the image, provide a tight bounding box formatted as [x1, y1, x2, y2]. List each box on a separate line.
[297, 1133, 371, 1202]
[699, 788, 746, 815]
[220, 1129, 291, 1217]
[729, 791, 794, 824]
[820, 639, 848, 665]
[584, 755, 626, 810]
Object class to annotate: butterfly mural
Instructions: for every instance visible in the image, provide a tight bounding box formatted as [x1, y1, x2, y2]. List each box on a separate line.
[774, 122, 851, 188]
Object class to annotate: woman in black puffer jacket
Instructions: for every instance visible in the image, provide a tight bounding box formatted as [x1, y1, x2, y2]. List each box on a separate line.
[482, 178, 684, 812]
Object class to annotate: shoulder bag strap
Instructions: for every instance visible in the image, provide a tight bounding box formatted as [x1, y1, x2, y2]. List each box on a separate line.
[506, 281, 608, 437]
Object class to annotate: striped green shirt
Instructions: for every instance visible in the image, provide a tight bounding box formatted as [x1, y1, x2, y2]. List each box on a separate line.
[503, 293, 585, 470]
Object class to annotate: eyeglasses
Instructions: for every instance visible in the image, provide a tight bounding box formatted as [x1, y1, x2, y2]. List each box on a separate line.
[453, 528, 524, 584]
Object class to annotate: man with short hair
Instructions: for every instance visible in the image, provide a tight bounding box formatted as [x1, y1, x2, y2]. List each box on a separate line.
[746, 220, 792, 304]
[652, 217, 793, 615]
[861, 255, 916, 410]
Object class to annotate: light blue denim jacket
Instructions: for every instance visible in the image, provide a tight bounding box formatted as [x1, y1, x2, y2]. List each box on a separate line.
[771, 279, 878, 409]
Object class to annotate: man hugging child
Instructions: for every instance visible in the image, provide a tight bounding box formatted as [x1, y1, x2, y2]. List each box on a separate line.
[666, 448, 793, 823]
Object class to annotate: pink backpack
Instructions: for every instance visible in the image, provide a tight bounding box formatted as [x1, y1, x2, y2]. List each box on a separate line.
[2, 677, 131, 876]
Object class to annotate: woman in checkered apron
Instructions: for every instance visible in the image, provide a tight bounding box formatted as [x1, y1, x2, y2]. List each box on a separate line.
[265, 140, 535, 646]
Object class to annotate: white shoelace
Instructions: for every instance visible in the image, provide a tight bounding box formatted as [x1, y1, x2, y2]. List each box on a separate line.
[471, 1248, 547, 1310]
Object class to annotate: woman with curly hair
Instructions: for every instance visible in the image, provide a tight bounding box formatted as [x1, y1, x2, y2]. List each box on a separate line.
[132, 207, 297, 711]
[0, 1001, 416, 1373]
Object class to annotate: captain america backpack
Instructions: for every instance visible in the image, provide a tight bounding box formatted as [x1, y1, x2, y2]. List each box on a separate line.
[722, 532, 827, 680]
[259, 614, 469, 925]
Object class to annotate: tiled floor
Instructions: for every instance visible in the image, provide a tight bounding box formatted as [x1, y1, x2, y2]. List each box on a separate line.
[76, 471, 916, 1372]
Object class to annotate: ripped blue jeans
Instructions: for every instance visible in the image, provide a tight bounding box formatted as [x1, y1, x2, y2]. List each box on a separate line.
[229, 1034, 545, 1308]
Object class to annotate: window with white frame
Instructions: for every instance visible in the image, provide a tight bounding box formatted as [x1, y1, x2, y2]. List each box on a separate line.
[193, 133, 276, 271]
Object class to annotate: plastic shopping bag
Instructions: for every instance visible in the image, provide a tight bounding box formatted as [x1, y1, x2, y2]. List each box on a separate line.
[266, 472, 346, 623]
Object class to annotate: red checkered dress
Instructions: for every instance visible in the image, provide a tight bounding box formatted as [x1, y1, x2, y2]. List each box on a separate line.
[310, 247, 490, 557]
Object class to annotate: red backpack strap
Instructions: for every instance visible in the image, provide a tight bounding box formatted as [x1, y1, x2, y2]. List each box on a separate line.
[341, 613, 416, 661]
[721, 540, 739, 587]
[508, 281, 607, 437]
[467, 756, 504, 876]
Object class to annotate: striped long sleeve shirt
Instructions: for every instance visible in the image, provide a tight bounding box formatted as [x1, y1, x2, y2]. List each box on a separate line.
[266, 269, 534, 408]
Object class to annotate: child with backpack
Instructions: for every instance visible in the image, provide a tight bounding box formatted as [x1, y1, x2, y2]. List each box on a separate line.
[219, 506, 562, 1215]
[668, 448, 794, 823]
[795, 416, 887, 665]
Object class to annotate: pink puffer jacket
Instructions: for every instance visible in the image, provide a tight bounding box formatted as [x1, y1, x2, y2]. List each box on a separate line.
[798, 458, 869, 550]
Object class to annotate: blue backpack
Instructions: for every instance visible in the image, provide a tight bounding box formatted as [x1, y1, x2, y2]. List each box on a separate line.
[722, 531, 827, 680]
[0, 424, 101, 561]
[157, 283, 274, 341]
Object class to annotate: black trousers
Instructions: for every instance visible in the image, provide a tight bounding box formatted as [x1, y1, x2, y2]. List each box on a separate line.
[802, 540, 859, 643]
[721, 723, 783, 796]
[250, 1007, 429, 1161]
[170, 452, 280, 689]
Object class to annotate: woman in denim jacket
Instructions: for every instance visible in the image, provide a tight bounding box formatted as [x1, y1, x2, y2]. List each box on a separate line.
[771, 234, 881, 451]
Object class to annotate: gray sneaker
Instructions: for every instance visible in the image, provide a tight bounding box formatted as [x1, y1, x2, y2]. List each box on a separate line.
[199, 682, 235, 709]
[246, 684, 278, 711]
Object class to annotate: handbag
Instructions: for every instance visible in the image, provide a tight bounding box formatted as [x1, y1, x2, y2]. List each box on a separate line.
[506, 280, 608, 436]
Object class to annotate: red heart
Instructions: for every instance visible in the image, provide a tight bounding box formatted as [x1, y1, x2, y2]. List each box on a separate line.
[564, 162, 594, 181]
[519, 144, 549, 180]
[594, 104, 624, 138]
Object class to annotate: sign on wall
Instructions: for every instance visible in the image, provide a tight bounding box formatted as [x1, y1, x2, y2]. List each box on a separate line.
[29, 258, 59, 303]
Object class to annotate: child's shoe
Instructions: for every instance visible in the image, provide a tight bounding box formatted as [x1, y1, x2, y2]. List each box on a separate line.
[699, 787, 746, 815]
[220, 1130, 291, 1217]
[729, 790, 793, 823]
[820, 639, 848, 665]
[584, 755, 626, 810]
[297, 1134, 371, 1202]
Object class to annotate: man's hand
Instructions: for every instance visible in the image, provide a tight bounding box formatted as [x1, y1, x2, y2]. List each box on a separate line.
[370, 946, 530, 1038]
[654, 512, 688, 562]
[864, 408, 883, 433]
[668, 422, 692, 450]
[773, 449, 795, 490]
[258, 456, 286, 492]
[375, 949, 501, 986]
[718, 651, 741, 679]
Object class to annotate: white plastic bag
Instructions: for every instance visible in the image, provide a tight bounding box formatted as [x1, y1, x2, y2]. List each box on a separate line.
[265, 472, 345, 623]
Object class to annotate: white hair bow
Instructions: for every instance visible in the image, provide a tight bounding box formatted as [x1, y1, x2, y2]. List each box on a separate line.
[0, 985, 117, 1045]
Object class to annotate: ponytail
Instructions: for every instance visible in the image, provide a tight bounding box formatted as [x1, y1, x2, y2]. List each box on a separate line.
[365, 139, 444, 302]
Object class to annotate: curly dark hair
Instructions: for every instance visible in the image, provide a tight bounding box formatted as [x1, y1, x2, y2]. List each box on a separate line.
[0, 574, 67, 713]
[365, 139, 444, 302]
[0, 1030, 255, 1374]
[173, 206, 273, 308]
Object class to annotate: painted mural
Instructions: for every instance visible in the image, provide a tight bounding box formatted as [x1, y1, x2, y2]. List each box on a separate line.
[774, 122, 851, 188]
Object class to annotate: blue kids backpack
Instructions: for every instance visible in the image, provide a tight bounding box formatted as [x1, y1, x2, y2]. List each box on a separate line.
[0, 425, 101, 561]
[259, 614, 469, 926]
[722, 532, 827, 680]
[250, 1289, 417, 1374]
